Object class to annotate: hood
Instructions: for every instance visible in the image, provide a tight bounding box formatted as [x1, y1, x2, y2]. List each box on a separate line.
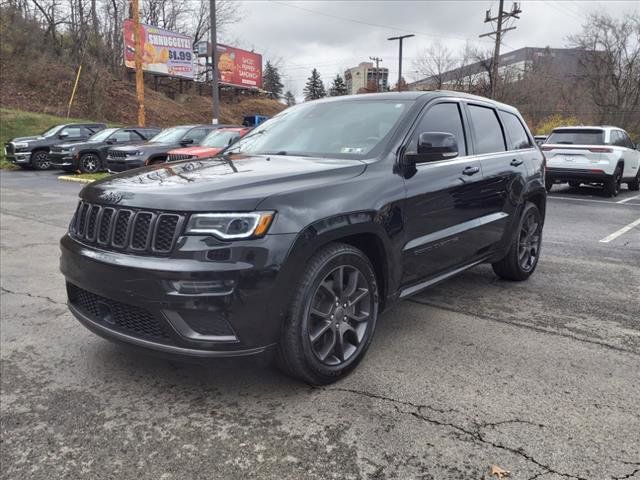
[81, 154, 367, 211]
[169, 146, 223, 157]
[110, 142, 175, 155]
[9, 135, 43, 143]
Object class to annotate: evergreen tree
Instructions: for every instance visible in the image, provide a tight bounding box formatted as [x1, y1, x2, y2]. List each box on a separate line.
[303, 68, 326, 101]
[262, 61, 284, 99]
[284, 90, 296, 106]
[328, 74, 348, 96]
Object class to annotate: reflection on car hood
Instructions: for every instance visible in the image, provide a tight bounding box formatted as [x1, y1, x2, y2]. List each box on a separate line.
[169, 146, 223, 157]
[110, 142, 173, 154]
[9, 136, 42, 143]
[82, 154, 367, 211]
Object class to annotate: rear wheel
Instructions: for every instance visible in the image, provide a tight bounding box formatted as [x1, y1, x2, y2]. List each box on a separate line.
[604, 165, 622, 197]
[277, 243, 379, 385]
[545, 180, 553, 192]
[30, 151, 50, 170]
[628, 171, 640, 191]
[492, 202, 542, 281]
[79, 153, 101, 173]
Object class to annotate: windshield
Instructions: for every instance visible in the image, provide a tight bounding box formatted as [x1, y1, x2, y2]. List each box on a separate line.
[202, 130, 241, 148]
[88, 128, 118, 142]
[226, 99, 412, 159]
[41, 125, 62, 137]
[149, 127, 191, 143]
[547, 129, 604, 145]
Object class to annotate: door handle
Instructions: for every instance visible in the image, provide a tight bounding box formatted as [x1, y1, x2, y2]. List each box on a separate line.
[462, 166, 480, 176]
[510, 158, 524, 166]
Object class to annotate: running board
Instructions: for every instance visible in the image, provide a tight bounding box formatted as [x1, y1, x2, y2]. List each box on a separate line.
[399, 259, 485, 298]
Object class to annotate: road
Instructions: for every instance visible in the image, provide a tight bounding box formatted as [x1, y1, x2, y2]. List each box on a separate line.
[1, 170, 639, 480]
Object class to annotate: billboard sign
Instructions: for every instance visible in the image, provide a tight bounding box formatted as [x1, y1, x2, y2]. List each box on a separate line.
[196, 42, 263, 89]
[124, 20, 194, 79]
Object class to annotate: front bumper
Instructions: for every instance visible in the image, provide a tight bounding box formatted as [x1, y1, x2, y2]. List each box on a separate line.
[107, 157, 144, 172]
[6, 152, 31, 164]
[60, 232, 298, 358]
[49, 152, 76, 169]
[546, 167, 612, 183]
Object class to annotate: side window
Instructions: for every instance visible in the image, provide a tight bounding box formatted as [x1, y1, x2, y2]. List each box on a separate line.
[86, 126, 102, 134]
[468, 105, 506, 154]
[498, 111, 532, 150]
[60, 126, 84, 138]
[110, 130, 135, 142]
[608, 131, 621, 146]
[620, 131, 634, 149]
[183, 128, 211, 143]
[409, 102, 467, 156]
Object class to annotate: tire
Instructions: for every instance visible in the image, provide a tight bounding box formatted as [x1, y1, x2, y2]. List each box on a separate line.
[492, 202, 543, 281]
[79, 153, 101, 173]
[277, 242, 379, 385]
[604, 165, 622, 197]
[628, 171, 640, 191]
[30, 150, 50, 170]
[568, 181, 581, 188]
[545, 178, 553, 192]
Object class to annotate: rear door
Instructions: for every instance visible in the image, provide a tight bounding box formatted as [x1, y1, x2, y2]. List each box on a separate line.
[401, 100, 486, 286]
[616, 130, 640, 180]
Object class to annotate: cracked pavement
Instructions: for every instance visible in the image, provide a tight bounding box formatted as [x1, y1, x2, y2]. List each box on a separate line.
[1, 170, 639, 479]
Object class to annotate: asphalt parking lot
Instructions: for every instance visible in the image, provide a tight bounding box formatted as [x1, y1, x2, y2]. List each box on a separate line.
[1, 170, 639, 480]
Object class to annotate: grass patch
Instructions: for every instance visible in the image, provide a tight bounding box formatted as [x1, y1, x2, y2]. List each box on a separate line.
[76, 172, 109, 181]
[0, 108, 118, 169]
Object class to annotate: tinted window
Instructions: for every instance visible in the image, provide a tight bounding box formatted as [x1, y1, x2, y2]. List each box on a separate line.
[184, 128, 212, 143]
[546, 129, 604, 145]
[410, 102, 467, 156]
[60, 126, 87, 138]
[111, 130, 136, 142]
[621, 131, 635, 149]
[468, 105, 506, 154]
[499, 111, 532, 150]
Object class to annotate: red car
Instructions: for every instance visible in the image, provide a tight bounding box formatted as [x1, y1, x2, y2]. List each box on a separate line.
[167, 127, 251, 161]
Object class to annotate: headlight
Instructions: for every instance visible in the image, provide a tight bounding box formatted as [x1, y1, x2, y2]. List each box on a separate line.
[13, 142, 29, 149]
[185, 212, 275, 239]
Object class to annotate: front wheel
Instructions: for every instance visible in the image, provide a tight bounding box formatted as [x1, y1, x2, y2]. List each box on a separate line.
[492, 202, 543, 281]
[277, 243, 379, 385]
[30, 151, 50, 170]
[79, 153, 101, 173]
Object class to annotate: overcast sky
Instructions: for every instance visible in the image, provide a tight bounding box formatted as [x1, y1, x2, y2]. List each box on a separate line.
[221, 1, 637, 100]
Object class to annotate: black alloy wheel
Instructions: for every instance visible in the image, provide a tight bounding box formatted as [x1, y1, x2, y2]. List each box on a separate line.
[605, 166, 622, 197]
[307, 265, 372, 366]
[80, 153, 100, 173]
[517, 209, 542, 273]
[277, 243, 379, 385]
[31, 151, 50, 170]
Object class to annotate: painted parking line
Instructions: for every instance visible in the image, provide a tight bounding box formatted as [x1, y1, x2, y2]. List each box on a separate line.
[548, 196, 620, 205]
[617, 194, 640, 204]
[599, 217, 640, 243]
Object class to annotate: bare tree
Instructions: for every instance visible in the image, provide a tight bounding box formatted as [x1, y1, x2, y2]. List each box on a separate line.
[569, 12, 640, 135]
[412, 41, 456, 89]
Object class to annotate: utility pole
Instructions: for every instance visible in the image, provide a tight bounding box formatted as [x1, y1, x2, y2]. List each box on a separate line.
[480, 1, 522, 99]
[388, 34, 414, 91]
[131, 0, 145, 126]
[210, 0, 220, 124]
[369, 56, 382, 92]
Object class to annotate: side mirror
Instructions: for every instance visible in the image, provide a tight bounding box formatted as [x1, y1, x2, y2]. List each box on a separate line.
[405, 132, 459, 165]
[180, 138, 194, 146]
[107, 139, 116, 144]
[58, 132, 69, 139]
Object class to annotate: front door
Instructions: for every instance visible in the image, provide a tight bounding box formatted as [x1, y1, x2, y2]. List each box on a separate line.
[401, 101, 488, 287]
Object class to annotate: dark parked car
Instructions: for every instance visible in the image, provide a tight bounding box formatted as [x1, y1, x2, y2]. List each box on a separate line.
[106, 125, 228, 172]
[49, 126, 161, 173]
[5, 123, 106, 170]
[60, 92, 546, 385]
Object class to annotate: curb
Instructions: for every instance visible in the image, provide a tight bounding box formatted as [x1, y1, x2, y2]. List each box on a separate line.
[58, 175, 95, 184]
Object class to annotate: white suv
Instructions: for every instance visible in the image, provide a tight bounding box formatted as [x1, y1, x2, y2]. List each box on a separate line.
[542, 126, 640, 196]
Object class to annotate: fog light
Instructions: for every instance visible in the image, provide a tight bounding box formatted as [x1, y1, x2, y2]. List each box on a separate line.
[168, 279, 235, 296]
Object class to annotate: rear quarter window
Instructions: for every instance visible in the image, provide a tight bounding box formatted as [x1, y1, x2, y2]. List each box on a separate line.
[498, 111, 532, 150]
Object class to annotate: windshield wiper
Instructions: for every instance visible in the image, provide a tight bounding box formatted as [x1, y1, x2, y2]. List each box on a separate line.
[256, 151, 312, 157]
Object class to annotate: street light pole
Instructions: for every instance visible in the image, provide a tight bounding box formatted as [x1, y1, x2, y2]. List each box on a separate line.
[388, 34, 414, 91]
[210, 0, 220, 124]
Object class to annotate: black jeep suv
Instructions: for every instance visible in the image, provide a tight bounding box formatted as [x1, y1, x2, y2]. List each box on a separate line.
[106, 125, 227, 172]
[60, 92, 546, 385]
[49, 126, 161, 173]
[5, 123, 106, 170]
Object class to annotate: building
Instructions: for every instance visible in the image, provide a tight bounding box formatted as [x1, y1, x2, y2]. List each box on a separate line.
[344, 62, 389, 95]
[408, 47, 590, 91]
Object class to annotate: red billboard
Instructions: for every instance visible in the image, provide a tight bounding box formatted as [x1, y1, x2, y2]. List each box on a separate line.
[217, 44, 262, 89]
[123, 20, 194, 79]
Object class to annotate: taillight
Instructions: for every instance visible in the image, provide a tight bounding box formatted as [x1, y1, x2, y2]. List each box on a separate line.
[589, 169, 605, 173]
[587, 147, 613, 153]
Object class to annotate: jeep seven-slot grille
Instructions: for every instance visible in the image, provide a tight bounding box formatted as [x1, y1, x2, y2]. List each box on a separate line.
[70, 201, 183, 255]
[167, 153, 195, 162]
[108, 150, 128, 159]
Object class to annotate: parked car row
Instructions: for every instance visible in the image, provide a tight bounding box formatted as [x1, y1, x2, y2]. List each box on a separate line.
[4, 121, 256, 173]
